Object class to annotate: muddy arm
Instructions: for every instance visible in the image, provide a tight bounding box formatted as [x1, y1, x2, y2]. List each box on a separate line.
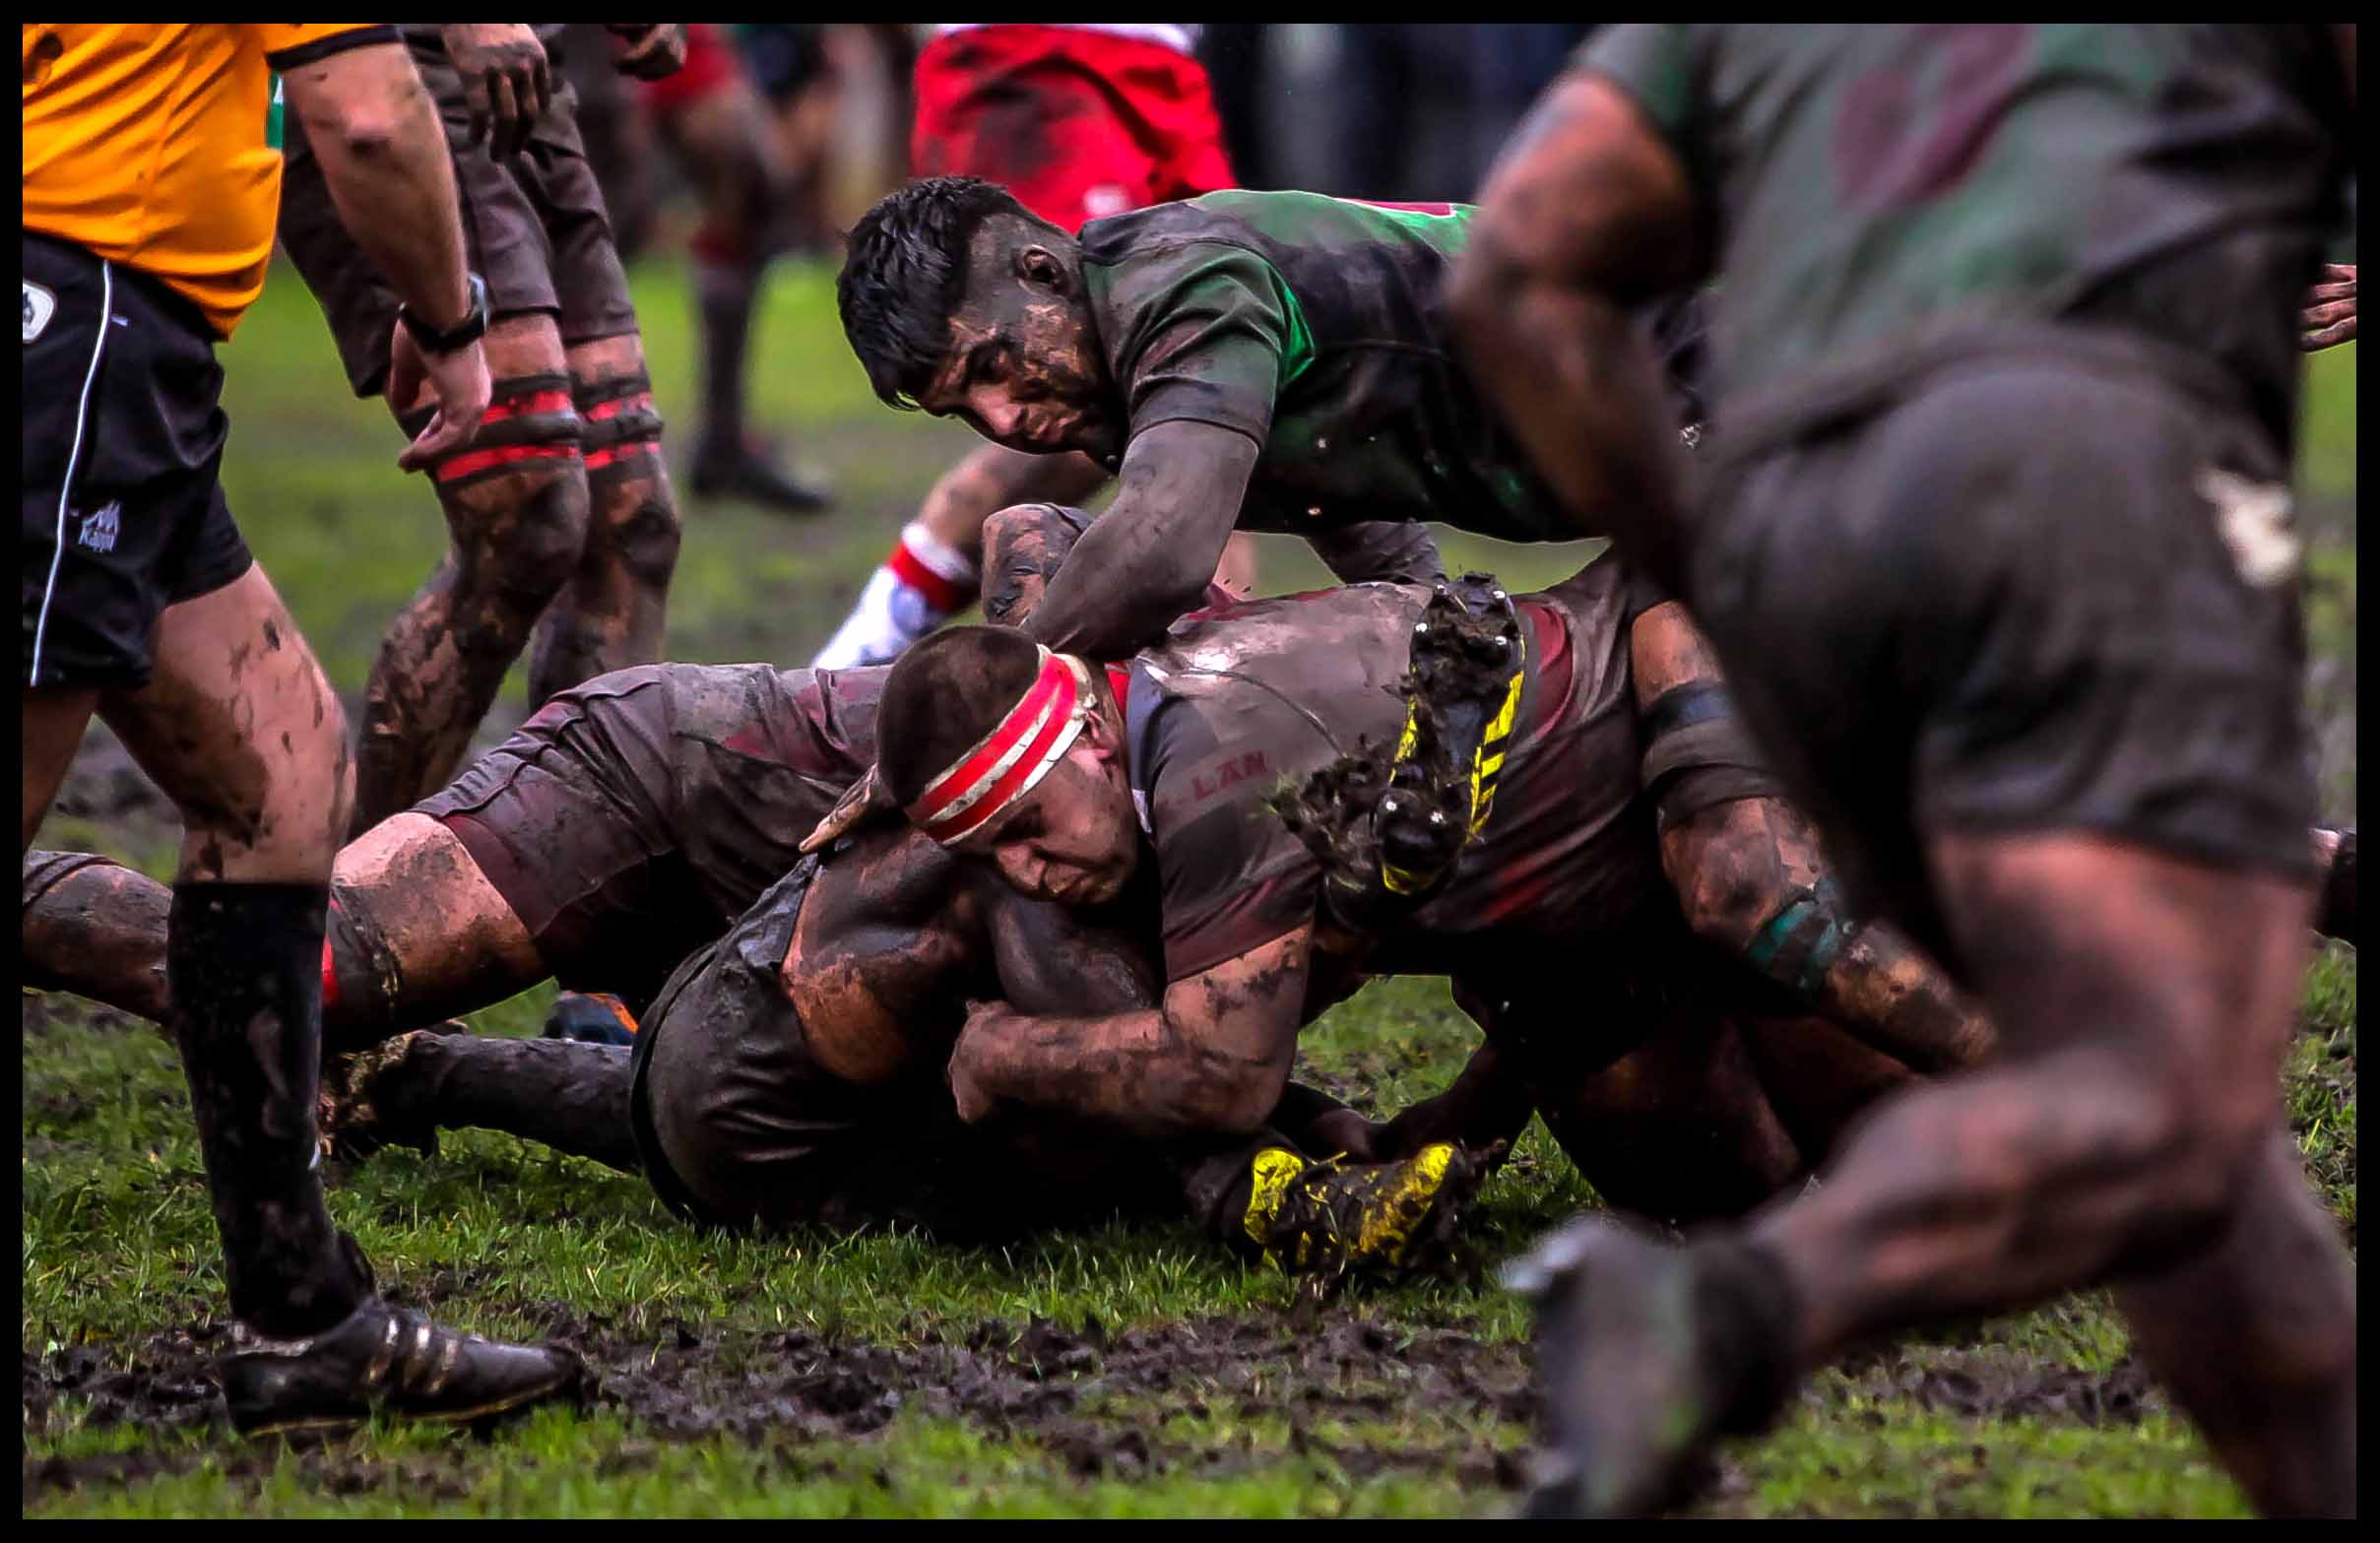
[950, 924, 1313, 1140]
[1022, 420, 1261, 660]
[1450, 71, 1705, 592]
[1370, 1037, 1536, 1163]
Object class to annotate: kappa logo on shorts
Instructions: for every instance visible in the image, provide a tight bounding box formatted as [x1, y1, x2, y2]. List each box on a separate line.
[24, 281, 56, 345]
[77, 501, 122, 554]
[2196, 467, 2300, 589]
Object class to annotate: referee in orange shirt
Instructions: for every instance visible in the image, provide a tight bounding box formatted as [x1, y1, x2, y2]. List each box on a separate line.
[24, 25, 577, 1435]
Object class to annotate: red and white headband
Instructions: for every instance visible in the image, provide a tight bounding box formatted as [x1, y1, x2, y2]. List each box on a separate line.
[905, 646, 1093, 845]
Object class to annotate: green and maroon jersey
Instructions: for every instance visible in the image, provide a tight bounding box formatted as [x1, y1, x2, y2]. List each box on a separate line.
[1078, 191, 1576, 545]
[1118, 560, 1676, 984]
[1581, 24, 2349, 439]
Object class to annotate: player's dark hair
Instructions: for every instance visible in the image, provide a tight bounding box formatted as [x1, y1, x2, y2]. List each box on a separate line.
[839, 176, 1057, 412]
[878, 624, 1049, 807]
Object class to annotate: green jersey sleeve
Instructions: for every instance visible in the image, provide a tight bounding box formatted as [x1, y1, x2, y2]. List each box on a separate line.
[1098, 241, 1304, 448]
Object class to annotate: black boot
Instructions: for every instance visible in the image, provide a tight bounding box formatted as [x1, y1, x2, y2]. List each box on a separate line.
[220, 1234, 581, 1438]
[167, 883, 579, 1436]
[1506, 1219, 1797, 1518]
[329, 1027, 643, 1175]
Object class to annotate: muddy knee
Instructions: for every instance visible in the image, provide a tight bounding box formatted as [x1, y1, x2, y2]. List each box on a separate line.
[411, 373, 593, 612]
[579, 371, 679, 592]
[980, 502, 1092, 625]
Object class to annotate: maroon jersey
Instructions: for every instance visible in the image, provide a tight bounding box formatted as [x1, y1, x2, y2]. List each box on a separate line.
[1121, 559, 1675, 983]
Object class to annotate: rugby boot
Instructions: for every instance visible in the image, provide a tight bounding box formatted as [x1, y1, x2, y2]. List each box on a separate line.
[222, 1235, 582, 1438]
[688, 432, 831, 514]
[2315, 827, 2355, 947]
[1505, 1217, 1795, 1518]
[544, 990, 639, 1047]
[1242, 1141, 1486, 1284]
[316, 1025, 463, 1163]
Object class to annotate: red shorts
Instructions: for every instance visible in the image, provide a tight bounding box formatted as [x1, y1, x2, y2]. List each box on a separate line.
[911, 25, 1237, 231]
[637, 23, 745, 114]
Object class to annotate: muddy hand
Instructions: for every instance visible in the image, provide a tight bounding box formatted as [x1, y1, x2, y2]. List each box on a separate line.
[800, 763, 899, 855]
[440, 24, 550, 161]
[609, 23, 687, 81]
[947, 999, 1012, 1125]
[2301, 263, 2355, 352]
[389, 326, 491, 474]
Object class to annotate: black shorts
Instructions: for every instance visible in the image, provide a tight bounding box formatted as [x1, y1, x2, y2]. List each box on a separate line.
[22, 232, 255, 690]
[277, 36, 639, 399]
[1692, 324, 2318, 954]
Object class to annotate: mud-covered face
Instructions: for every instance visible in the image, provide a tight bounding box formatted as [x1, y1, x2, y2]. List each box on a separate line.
[951, 733, 1140, 907]
[916, 222, 1119, 459]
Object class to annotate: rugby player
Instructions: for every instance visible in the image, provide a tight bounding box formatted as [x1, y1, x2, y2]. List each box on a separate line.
[868, 540, 2007, 1191]
[1451, 24, 2358, 1517]
[25, 24, 575, 1436]
[618, 23, 832, 510]
[811, 23, 1266, 671]
[278, 23, 688, 835]
[24, 656, 1485, 1278]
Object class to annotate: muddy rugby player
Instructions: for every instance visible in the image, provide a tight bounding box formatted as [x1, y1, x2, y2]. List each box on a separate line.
[1452, 22, 2359, 1518]
[24, 25, 576, 1435]
[24, 647, 1488, 1279]
[812, 24, 1265, 672]
[277, 23, 687, 836]
[868, 514, 2019, 1212]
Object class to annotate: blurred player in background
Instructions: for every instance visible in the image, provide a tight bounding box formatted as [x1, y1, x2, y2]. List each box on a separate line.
[564, 23, 836, 513]
[280, 24, 687, 835]
[810, 21, 1258, 671]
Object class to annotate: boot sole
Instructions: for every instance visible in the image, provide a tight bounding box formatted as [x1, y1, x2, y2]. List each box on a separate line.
[234, 1367, 580, 1441]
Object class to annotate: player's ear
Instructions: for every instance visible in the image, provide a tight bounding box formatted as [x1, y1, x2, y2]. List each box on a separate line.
[1016, 244, 1071, 295]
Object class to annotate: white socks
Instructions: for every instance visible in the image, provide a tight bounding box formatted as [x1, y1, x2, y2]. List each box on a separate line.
[810, 521, 981, 670]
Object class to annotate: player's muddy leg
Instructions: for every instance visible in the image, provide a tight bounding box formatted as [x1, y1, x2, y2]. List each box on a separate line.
[536, 334, 679, 704]
[325, 812, 547, 1052]
[22, 813, 545, 1053]
[97, 564, 368, 1337]
[2115, 1125, 2356, 1516]
[1728, 1012, 1922, 1172]
[352, 316, 588, 835]
[1631, 602, 1992, 1073]
[1524, 1007, 1809, 1228]
[21, 685, 97, 854]
[1513, 836, 2333, 1517]
[22, 850, 172, 1022]
[812, 446, 1108, 667]
[327, 1030, 641, 1173]
[1736, 838, 2344, 1515]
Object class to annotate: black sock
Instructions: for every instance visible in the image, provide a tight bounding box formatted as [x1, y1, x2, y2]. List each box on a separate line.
[388, 1035, 643, 1174]
[1690, 1235, 1802, 1435]
[695, 258, 762, 454]
[167, 882, 367, 1336]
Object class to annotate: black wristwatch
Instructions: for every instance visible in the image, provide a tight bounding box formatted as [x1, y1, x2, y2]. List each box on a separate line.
[398, 273, 489, 355]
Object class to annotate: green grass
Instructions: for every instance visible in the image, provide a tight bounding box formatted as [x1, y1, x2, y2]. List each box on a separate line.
[21, 257, 2358, 1517]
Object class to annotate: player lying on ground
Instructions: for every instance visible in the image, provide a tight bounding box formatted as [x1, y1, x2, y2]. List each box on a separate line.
[1451, 22, 2357, 1519]
[22, 652, 1490, 1279]
[279, 22, 686, 836]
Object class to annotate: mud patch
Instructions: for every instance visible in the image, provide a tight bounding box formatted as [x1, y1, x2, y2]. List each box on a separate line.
[1827, 1347, 2162, 1429]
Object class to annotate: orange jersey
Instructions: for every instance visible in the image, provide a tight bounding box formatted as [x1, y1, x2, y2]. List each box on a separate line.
[23, 23, 395, 338]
